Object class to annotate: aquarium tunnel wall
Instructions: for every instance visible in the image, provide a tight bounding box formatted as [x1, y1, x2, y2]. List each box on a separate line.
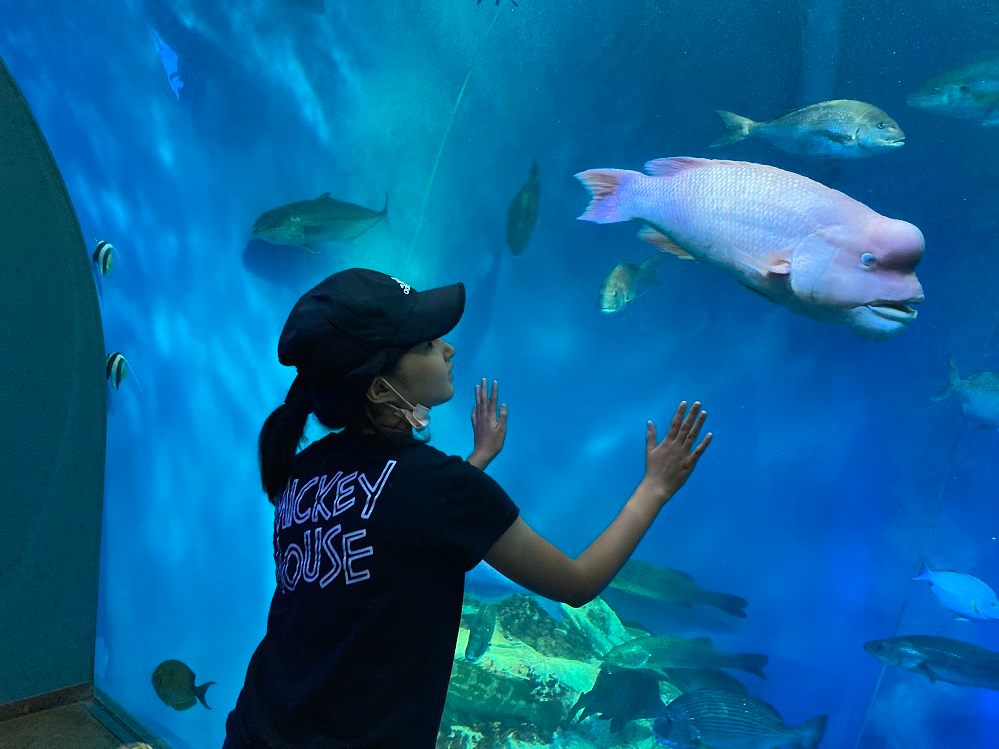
[3, 1, 999, 747]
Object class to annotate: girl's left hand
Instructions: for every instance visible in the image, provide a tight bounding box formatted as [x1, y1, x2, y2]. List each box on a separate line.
[468, 379, 508, 470]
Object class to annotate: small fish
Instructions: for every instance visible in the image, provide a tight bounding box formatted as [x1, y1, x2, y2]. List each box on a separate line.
[864, 635, 999, 690]
[932, 358, 999, 428]
[604, 635, 768, 679]
[654, 690, 827, 749]
[609, 560, 748, 617]
[599, 255, 661, 313]
[93, 240, 115, 276]
[147, 26, 184, 99]
[913, 564, 999, 621]
[575, 157, 925, 341]
[907, 57, 999, 124]
[252, 193, 387, 250]
[151, 659, 215, 710]
[106, 352, 129, 390]
[506, 160, 540, 255]
[711, 100, 905, 158]
[464, 603, 497, 662]
[568, 667, 665, 733]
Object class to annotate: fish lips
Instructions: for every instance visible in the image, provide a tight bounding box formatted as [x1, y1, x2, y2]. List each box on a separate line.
[847, 297, 922, 340]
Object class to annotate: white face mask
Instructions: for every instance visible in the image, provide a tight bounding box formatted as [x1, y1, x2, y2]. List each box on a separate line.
[378, 378, 430, 430]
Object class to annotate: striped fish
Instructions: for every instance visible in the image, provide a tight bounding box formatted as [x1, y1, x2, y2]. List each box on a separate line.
[93, 240, 115, 276]
[654, 690, 827, 749]
[106, 352, 128, 389]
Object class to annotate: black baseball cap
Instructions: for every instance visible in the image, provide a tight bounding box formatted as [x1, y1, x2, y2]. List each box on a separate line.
[278, 268, 465, 384]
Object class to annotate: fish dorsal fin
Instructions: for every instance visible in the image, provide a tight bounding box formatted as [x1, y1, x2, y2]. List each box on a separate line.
[644, 156, 749, 177]
[665, 568, 696, 583]
[638, 226, 696, 260]
[316, 192, 332, 200]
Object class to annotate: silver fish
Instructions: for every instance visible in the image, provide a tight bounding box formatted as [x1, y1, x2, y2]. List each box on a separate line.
[252, 193, 387, 249]
[599, 255, 661, 313]
[864, 635, 999, 690]
[603, 635, 767, 679]
[913, 564, 999, 621]
[711, 99, 905, 158]
[608, 560, 748, 617]
[932, 358, 999, 427]
[908, 57, 999, 124]
[654, 690, 827, 749]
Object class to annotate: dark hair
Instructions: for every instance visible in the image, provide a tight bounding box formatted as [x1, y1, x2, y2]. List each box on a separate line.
[257, 346, 414, 502]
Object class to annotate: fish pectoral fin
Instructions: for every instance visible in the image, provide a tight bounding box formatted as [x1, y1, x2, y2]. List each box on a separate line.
[818, 128, 855, 144]
[915, 663, 937, 683]
[734, 250, 791, 277]
[302, 245, 320, 254]
[638, 226, 696, 260]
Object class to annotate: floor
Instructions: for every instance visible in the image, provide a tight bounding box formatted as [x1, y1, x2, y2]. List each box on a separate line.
[0, 700, 137, 749]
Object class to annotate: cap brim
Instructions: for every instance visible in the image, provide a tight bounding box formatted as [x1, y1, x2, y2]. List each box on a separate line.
[397, 282, 465, 345]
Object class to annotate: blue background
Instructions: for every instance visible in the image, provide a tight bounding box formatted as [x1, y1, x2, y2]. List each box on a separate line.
[4, 0, 999, 746]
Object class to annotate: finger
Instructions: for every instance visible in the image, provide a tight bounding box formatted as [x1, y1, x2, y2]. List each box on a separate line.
[498, 403, 508, 426]
[665, 402, 687, 441]
[676, 402, 702, 441]
[691, 432, 713, 460]
[646, 420, 657, 450]
[684, 409, 707, 445]
[489, 380, 499, 411]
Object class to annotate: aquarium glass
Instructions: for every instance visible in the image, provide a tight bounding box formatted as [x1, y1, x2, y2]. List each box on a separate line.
[3, 1, 999, 747]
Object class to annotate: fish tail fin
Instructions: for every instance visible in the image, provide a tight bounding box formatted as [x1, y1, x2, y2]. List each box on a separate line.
[931, 358, 960, 401]
[702, 591, 749, 618]
[574, 169, 637, 224]
[637, 254, 663, 285]
[196, 681, 216, 710]
[735, 653, 768, 679]
[795, 714, 828, 749]
[710, 110, 756, 147]
[913, 563, 932, 582]
[380, 192, 390, 230]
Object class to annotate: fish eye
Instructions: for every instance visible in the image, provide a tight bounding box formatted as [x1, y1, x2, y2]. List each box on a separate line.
[960, 84, 970, 92]
[877, 122, 886, 129]
[860, 252, 876, 267]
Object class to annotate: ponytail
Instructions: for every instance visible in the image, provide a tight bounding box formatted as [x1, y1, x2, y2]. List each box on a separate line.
[258, 376, 311, 503]
[258, 346, 418, 502]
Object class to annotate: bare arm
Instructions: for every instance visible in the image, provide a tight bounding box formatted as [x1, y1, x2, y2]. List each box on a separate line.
[484, 401, 711, 607]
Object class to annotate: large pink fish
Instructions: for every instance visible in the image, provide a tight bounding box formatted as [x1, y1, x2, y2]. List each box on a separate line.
[575, 157, 925, 340]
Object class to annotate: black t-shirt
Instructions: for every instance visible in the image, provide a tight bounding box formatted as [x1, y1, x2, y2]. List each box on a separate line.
[224, 432, 519, 749]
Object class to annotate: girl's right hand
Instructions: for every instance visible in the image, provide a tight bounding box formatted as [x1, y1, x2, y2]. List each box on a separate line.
[643, 401, 712, 504]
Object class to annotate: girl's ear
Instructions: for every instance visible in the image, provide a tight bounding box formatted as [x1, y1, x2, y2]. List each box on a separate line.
[366, 377, 392, 404]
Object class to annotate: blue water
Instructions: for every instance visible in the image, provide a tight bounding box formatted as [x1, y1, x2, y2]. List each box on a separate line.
[4, 0, 999, 746]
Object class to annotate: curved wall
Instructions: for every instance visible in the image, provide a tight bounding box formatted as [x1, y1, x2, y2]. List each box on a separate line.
[0, 55, 106, 704]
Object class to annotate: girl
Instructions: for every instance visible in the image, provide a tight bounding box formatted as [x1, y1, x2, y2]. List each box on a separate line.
[224, 268, 711, 748]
